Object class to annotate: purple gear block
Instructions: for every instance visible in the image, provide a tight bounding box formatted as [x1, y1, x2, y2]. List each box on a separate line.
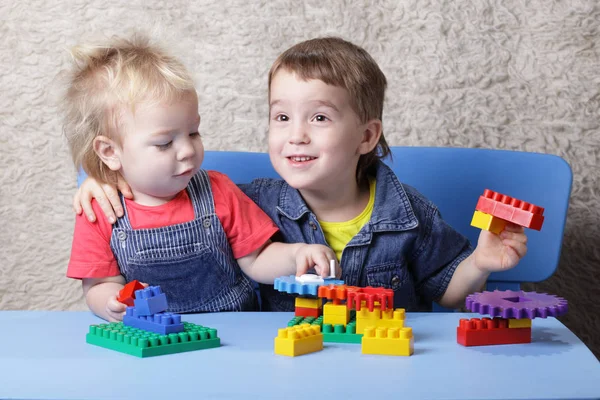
[465, 290, 568, 319]
[274, 275, 344, 296]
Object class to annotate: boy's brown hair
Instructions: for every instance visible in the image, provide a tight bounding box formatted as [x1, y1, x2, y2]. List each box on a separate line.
[61, 33, 196, 183]
[268, 37, 391, 185]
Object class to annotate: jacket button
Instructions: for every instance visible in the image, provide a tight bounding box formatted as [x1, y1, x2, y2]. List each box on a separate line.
[391, 275, 401, 290]
[309, 221, 317, 230]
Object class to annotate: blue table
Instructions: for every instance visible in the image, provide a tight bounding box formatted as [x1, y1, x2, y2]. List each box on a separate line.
[0, 311, 598, 399]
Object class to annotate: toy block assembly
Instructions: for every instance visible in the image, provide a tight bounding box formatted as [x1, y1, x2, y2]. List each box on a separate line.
[86, 321, 220, 357]
[471, 210, 507, 234]
[362, 326, 414, 356]
[347, 286, 394, 312]
[287, 315, 363, 344]
[133, 286, 168, 316]
[123, 307, 184, 335]
[457, 317, 531, 347]
[475, 189, 545, 230]
[508, 318, 532, 328]
[274, 325, 323, 357]
[117, 280, 145, 307]
[295, 297, 322, 309]
[323, 302, 350, 327]
[295, 307, 321, 318]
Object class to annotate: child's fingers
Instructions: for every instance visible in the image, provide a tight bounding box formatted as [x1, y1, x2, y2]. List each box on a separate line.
[80, 190, 97, 222]
[117, 175, 134, 199]
[500, 229, 528, 244]
[503, 223, 525, 233]
[72, 190, 83, 214]
[502, 239, 528, 260]
[103, 183, 124, 219]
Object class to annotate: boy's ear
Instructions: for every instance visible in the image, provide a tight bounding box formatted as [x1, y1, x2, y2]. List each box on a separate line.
[93, 136, 122, 171]
[358, 119, 383, 155]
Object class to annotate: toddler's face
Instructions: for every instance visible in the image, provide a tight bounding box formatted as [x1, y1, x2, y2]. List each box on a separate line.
[268, 69, 367, 194]
[116, 91, 203, 205]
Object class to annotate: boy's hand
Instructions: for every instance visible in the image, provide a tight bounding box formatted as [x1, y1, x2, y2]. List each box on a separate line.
[295, 244, 341, 278]
[472, 223, 528, 273]
[105, 294, 127, 322]
[73, 176, 133, 224]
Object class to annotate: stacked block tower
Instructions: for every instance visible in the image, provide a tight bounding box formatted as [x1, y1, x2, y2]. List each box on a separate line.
[471, 189, 545, 233]
[86, 281, 221, 357]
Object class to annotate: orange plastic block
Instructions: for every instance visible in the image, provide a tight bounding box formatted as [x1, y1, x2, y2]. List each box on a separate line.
[295, 306, 321, 318]
[475, 189, 544, 231]
[274, 325, 323, 357]
[347, 287, 394, 312]
[318, 284, 348, 305]
[362, 326, 414, 356]
[117, 280, 145, 307]
[457, 317, 531, 346]
[471, 210, 507, 234]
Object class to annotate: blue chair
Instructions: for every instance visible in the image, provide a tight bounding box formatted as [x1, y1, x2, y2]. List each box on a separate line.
[202, 147, 572, 294]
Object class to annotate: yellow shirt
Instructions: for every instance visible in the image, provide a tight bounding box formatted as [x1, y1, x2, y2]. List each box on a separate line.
[319, 178, 376, 261]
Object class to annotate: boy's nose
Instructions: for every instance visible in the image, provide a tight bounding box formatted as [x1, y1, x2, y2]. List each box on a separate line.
[289, 122, 310, 144]
[177, 140, 196, 161]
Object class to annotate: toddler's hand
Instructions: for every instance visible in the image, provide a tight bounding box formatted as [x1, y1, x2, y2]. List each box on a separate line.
[73, 176, 133, 224]
[295, 244, 340, 278]
[473, 223, 528, 273]
[105, 294, 128, 322]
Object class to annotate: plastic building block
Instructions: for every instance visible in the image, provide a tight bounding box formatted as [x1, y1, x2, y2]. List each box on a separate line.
[362, 326, 414, 356]
[123, 307, 184, 335]
[133, 286, 168, 316]
[347, 286, 394, 312]
[318, 284, 348, 305]
[274, 325, 323, 357]
[296, 274, 324, 284]
[274, 275, 344, 296]
[86, 321, 220, 357]
[323, 302, 350, 327]
[295, 306, 321, 318]
[322, 321, 363, 344]
[470, 210, 507, 234]
[508, 318, 532, 328]
[117, 280, 145, 307]
[287, 315, 319, 327]
[475, 189, 545, 230]
[457, 317, 531, 346]
[465, 290, 568, 319]
[295, 297, 322, 309]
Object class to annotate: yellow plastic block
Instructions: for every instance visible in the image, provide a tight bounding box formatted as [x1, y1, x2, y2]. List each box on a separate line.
[323, 303, 350, 327]
[362, 326, 414, 356]
[356, 306, 382, 334]
[508, 318, 532, 328]
[378, 308, 406, 329]
[295, 297, 322, 309]
[471, 210, 507, 234]
[274, 325, 323, 357]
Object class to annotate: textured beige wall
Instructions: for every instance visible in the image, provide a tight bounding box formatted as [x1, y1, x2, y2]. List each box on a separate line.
[1, 1, 598, 358]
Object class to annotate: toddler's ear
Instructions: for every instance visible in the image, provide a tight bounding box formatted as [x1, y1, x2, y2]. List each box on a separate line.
[93, 136, 122, 171]
[358, 118, 382, 155]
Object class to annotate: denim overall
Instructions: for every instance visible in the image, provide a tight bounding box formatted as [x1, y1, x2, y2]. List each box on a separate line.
[110, 170, 256, 313]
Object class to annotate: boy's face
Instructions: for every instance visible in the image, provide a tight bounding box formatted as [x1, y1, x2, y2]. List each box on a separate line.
[112, 91, 203, 206]
[268, 69, 368, 194]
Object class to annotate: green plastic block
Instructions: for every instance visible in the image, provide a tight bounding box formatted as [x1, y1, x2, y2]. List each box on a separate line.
[86, 321, 220, 357]
[288, 315, 362, 344]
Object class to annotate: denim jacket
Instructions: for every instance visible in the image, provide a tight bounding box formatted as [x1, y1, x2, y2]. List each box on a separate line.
[240, 161, 473, 312]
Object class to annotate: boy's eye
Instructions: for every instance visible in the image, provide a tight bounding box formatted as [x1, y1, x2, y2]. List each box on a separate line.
[275, 114, 289, 122]
[155, 141, 172, 150]
[313, 114, 329, 122]
[190, 131, 200, 137]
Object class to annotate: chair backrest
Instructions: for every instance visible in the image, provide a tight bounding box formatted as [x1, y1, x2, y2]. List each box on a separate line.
[202, 147, 572, 289]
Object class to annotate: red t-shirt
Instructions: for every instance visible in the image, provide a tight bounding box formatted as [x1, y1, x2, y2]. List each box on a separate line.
[67, 171, 278, 279]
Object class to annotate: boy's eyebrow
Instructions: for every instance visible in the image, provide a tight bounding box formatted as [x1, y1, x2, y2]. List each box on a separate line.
[269, 99, 340, 112]
[150, 116, 201, 137]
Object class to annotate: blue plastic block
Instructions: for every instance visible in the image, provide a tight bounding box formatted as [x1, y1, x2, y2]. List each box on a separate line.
[133, 286, 168, 316]
[274, 275, 344, 296]
[123, 307, 184, 335]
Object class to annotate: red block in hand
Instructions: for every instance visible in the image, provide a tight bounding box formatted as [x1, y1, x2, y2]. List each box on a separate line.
[117, 280, 145, 307]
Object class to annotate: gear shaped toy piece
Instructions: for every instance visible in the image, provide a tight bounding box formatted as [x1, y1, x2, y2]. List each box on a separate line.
[274, 275, 344, 296]
[465, 290, 568, 319]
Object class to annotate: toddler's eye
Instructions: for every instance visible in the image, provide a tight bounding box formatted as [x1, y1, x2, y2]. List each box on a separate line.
[313, 114, 329, 122]
[190, 131, 200, 137]
[155, 141, 172, 150]
[275, 114, 289, 122]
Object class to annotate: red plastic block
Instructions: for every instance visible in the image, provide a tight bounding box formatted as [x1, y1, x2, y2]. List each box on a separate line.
[117, 280, 145, 307]
[457, 317, 532, 347]
[295, 306, 321, 318]
[347, 286, 394, 312]
[475, 189, 544, 231]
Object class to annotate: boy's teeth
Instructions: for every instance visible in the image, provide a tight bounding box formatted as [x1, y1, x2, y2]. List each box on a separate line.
[291, 156, 314, 162]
